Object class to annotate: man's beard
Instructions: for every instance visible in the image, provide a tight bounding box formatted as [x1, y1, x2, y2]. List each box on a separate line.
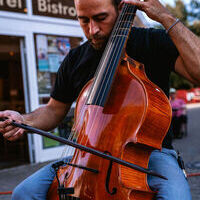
[88, 34, 109, 50]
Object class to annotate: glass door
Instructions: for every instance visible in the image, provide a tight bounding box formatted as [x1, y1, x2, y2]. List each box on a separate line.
[0, 35, 29, 168]
[33, 33, 83, 162]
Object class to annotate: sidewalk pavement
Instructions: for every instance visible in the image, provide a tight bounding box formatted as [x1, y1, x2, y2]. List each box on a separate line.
[0, 161, 51, 200]
[186, 102, 200, 109]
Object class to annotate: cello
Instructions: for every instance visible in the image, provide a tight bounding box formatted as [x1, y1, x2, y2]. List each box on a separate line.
[47, 3, 172, 200]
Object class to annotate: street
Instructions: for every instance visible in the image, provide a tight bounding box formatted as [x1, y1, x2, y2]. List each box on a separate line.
[0, 104, 200, 200]
[173, 104, 200, 200]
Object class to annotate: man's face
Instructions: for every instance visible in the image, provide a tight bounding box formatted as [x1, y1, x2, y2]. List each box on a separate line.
[75, 0, 118, 50]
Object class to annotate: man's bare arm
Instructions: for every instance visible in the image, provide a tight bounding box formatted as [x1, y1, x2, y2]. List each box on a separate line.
[24, 98, 71, 131]
[123, 0, 200, 85]
[0, 98, 71, 141]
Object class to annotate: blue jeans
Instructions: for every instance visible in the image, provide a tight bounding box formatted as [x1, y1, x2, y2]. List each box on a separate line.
[12, 148, 191, 200]
[148, 148, 191, 199]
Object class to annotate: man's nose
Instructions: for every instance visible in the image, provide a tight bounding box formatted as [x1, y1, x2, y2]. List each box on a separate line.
[89, 20, 100, 35]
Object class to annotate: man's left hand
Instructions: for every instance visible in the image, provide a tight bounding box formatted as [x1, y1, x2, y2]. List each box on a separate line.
[122, 0, 173, 24]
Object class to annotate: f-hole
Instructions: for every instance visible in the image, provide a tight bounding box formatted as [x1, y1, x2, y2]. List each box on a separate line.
[104, 152, 117, 195]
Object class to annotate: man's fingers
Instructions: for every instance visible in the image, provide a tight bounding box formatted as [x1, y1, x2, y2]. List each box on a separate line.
[0, 110, 24, 141]
[0, 110, 12, 119]
[8, 129, 24, 141]
[0, 118, 12, 128]
[3, 127, 21, 139]
[1, 125, 16, 133]
[0, 126, 13, 134]
[0, 118, 15, 135]
[122, 0, 145, 10]
[123, 0, 145, 6]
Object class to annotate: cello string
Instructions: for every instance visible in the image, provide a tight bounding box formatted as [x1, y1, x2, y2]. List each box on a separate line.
[60, 107, 80, 158]
[60, 107, 77, 158]
[55, 5, 133, 192]
[65, 4, 132, 159]
[61, 98, 90, 158]
[65, 8, 134, 182]
[62, 5, 138, 195]
[61, 20, 122, 158]
[62, 7, 126, 159]
[70, 4, 132, 157]
[60, 124, 75, 158]
[96, 4, 135, 106]
[62, 4, 133, 163]
[61, 4, 130, 160]
[73, 4, 134, 159]
[61, 97, 89, 159]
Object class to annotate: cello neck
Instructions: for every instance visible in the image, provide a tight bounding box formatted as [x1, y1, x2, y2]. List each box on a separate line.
[87, 4, 137, 106]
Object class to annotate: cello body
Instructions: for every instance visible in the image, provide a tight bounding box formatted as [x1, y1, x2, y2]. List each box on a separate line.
[47, 56, 172, 200]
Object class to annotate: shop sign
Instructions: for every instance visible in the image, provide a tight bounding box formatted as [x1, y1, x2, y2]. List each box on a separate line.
[0, 0, 27, 13]
[32, 0, 77, 20]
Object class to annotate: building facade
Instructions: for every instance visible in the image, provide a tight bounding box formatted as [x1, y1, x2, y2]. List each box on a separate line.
[0, 0, 147, 168]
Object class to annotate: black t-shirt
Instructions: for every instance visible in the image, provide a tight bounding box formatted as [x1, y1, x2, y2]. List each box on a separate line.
[51, 27, 179, 149]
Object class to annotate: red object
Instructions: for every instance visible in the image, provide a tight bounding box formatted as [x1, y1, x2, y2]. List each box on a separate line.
[0, 191, 12, 195]
[189, 88, 200, 103]
[176, 90, 187, 102]
[187, 172, 200, 177]
[175, 88, 200, 104]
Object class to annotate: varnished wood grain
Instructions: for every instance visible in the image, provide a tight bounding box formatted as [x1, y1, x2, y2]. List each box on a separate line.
[47, 57, 171, 200]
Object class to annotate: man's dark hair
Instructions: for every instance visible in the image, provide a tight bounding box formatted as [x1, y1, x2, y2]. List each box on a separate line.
[112, 0, 121, 9]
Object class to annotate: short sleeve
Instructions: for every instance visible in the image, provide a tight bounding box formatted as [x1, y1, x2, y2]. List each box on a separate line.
[125, 27, 180, 97]
[126, 27, 179, 72]
[148, 28, 179, 71]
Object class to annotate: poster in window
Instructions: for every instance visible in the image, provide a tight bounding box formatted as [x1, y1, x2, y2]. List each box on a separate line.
[47, 37, 71, 72]
[48, 54, 60, 73]
[36, 35, 49, 72]
[37, 72, 51, 94]
[56, 38, 71, 57]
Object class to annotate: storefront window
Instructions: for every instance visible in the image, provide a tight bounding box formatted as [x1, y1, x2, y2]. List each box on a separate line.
[35, 34, 82, 148]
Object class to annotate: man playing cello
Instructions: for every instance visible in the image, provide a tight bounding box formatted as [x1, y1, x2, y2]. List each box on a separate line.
[1, 0, 200, 199]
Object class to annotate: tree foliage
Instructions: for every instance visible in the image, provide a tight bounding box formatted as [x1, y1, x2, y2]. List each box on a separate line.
[169, 72, 193, 90]
[166, 0, 187, 23]
[165, 0, 200, 89]
[166, 0, 200, 36]
[189, 0, 200, 20]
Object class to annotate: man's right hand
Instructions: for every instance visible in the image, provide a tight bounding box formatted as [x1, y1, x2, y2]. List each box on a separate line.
[0, 110, 25, 141]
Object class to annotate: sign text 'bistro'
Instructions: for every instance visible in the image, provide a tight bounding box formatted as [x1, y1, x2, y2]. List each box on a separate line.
[32, 0, 77, 20]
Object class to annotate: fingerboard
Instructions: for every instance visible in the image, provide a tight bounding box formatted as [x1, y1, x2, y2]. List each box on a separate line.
[87, 4, 137, 106]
